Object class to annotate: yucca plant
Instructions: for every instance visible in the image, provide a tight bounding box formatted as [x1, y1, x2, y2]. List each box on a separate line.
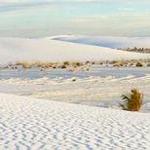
[120, 88, 143, 111]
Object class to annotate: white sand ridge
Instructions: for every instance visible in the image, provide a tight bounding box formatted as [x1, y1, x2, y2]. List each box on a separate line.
[0, 93, 150, 149]
[0, 37, 150, 64]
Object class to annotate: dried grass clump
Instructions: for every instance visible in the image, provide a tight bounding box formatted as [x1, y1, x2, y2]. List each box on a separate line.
[110, 60, 118, 64]
[72, 62, 82, 68]
[120, 88, 143, 111]
[60, 64, 67, 69]
[34, 62, 53, 69]
[63, 61, 70, 66]
[16, 61, 54, 70]
[16, 61, 32, 69]
[85, 61, 90, 64]
[112, 60, 125, 67]
[136, 62, 143, 67]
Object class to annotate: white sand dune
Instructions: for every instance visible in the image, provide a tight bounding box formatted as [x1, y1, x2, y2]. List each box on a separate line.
[0, 93, 150, 149]
[51, 35, 150, 49]
[0, 37, 150, 64]
[0, 37, 150, 149]
[0, 73, 150, 111]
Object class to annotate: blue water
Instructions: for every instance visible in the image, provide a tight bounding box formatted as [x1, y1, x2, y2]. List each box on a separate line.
[0, 67, 149, 80]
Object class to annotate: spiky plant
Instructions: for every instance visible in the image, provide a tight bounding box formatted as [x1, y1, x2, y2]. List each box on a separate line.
[120, 89, 143, 111]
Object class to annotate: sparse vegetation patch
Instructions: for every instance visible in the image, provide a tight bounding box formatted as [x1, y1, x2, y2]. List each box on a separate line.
[120, 88, 143, 111]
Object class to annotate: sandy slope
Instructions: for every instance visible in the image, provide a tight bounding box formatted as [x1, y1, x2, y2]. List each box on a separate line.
[0, 37, 150, 64]
[51, 35, 150, 49]
[0, 93, 150, 149]
[0, 70, 150, 111]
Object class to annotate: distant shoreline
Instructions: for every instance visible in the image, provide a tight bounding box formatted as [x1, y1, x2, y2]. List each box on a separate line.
[119, 48, 150, 53]
[0, 59, 150, 72]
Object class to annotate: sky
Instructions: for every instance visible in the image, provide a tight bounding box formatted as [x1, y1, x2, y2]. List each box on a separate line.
[0, 0, 150, 37]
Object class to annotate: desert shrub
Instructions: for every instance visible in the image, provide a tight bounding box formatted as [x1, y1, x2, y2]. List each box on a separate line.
[72, 62, 82, 68]
[110, 60, 118, 64]
[60, 64, 67, 69]
[99, 61, 103, 65]
[120, 88, 143, 111]
[91, 61, 95, 65]
[136, 62, 143, 67]
[128, 62, 134, 67]
[63, 61, 70, 66]
[75, 62, 81, 66]
[85, 61, 90, 64]
[52, 66, 56, 69]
